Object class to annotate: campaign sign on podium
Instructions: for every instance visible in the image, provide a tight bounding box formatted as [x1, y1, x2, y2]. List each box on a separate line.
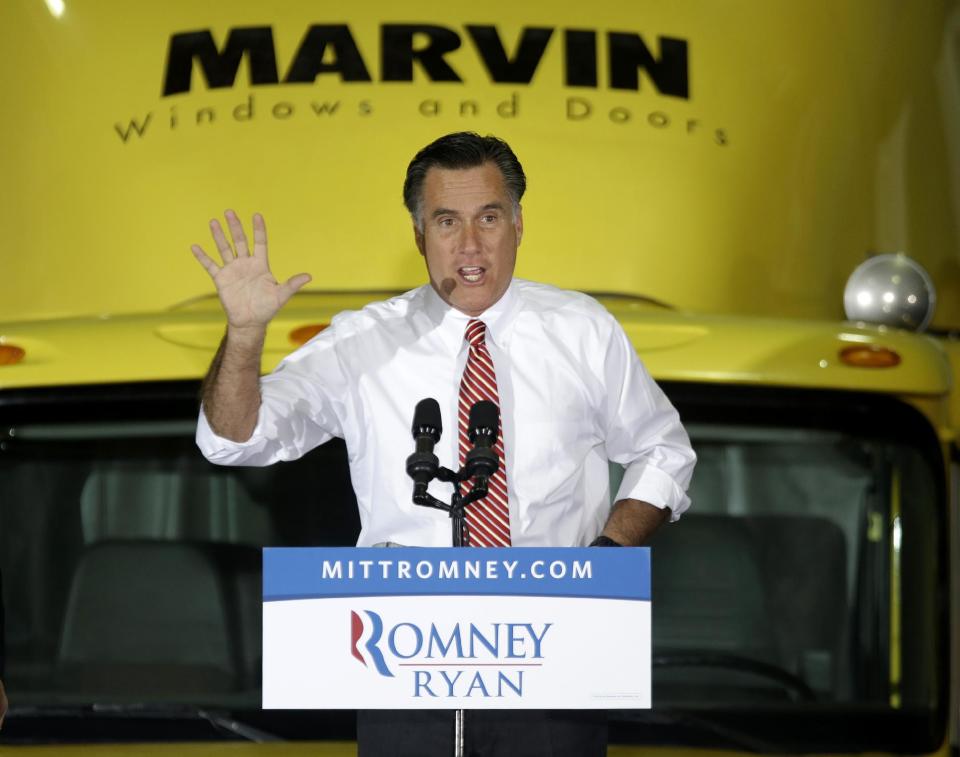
[263, 547, 650, 709]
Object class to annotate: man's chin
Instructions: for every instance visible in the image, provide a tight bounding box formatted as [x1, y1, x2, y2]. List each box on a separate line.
[434, 278, 494, 317]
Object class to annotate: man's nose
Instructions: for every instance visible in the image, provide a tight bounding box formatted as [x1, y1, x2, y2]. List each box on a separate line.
[458, 221, 481, 254]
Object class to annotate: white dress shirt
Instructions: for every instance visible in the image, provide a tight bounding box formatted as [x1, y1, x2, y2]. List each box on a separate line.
[196, 279, 696, 547]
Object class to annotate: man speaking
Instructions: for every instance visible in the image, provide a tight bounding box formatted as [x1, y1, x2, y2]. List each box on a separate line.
[192, 132, 696, 755]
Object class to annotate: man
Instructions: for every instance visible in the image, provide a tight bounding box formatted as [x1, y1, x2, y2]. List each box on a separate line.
[193, 132, 695, 755]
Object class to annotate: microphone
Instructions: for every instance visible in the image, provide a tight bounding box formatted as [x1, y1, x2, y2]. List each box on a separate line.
[406, 398, 442, 485]
[464, 400, 500, 482]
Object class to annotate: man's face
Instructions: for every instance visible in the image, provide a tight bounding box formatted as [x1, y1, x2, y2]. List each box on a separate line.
[415, 162, 523, 317]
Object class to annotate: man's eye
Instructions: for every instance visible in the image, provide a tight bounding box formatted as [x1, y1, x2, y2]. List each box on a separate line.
[481, 214, 498, 223]
[438, 218, 455, 227]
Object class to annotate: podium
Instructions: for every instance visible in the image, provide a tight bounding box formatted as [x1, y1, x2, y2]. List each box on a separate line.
[263, 547, 650, 709]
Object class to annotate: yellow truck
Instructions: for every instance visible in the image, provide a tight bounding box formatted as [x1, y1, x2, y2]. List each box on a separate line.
[1, 1, 957, 754]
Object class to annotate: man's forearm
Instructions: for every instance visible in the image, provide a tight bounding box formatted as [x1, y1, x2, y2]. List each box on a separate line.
[201, 326, 267, 442]
[601, 498, 670, 546]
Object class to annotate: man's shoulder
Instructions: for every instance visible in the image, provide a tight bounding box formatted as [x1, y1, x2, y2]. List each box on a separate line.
[513, 279, 614, 324]
[329, 286, 428, 330]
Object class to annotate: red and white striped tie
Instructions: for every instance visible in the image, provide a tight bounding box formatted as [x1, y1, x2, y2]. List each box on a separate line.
[458, 319, 511, 547]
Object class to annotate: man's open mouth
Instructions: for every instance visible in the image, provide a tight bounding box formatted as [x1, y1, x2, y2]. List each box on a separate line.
[458, 266, 485, 283]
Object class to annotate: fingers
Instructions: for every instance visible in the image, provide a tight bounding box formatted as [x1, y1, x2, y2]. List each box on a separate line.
[278, 272, 312, 304]
[190, 245, 220, 278]
[210, 217, 234, 265]
[224, 209, 250, 258]
[193, 210, 268, 280]
[252, 213, 268, 261]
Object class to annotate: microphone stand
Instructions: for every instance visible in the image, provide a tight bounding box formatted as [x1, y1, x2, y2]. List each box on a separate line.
[411, 468, 490, 547]
[409, 463, 492, 757]
[407, 401, 498, 757]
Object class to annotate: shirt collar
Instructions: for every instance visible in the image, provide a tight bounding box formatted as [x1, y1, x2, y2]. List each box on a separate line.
[422, 279, 520, 353]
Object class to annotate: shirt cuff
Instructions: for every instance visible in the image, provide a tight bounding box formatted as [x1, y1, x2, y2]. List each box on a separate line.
[195, 404, 269, 463]
[614, 462, 691, 522]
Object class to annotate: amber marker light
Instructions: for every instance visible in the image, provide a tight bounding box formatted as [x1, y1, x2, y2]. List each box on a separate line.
[839, 345, 901, 368]
[0, 344, 26, 366]
[289, 324, 328, 346]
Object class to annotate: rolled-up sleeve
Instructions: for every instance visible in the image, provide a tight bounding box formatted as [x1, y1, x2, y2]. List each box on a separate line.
[601, 317, 696, 521]
[196, 324, 351, 467]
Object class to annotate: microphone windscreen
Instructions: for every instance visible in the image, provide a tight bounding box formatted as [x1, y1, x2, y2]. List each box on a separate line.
[468, 400, 499, 443]
[412, 398, 442, 440]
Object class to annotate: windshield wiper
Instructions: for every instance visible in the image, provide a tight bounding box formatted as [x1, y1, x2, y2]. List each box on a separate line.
[10, 703, 281, 743]
[611, 709, 784, 753]
[97, 704, 282, 743]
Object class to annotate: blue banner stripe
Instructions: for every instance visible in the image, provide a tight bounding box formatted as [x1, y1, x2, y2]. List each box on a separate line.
[262, 547, 650, 602]
[264, 592, 650, 602]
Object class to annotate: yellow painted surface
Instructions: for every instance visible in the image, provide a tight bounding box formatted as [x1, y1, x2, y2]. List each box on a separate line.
[941, 338, 960, 436]
[0, 1, 957, 329]
[0, 2, 957, 753]
[0, 292, 952, 397]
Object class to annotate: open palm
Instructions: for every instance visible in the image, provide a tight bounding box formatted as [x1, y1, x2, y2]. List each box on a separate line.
[191, 210, 311, 330]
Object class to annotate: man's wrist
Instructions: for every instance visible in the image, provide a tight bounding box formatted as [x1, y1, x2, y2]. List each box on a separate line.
[224, 325, 268, 368]
[226, 323, 267, 347]
[589, 535, 624, 547]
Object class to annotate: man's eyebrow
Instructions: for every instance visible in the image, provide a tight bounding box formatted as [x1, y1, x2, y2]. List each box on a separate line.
[430, 202, 506, 218]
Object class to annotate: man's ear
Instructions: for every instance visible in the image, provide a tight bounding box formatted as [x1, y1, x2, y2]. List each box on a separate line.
[414, 224, 425, 256]
[515, 206, 524, 245]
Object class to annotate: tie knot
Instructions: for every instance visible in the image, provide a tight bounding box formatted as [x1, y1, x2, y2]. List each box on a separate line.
[465, 319, 487, 348]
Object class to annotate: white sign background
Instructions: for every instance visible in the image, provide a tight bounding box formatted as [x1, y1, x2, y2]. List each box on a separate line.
[263, 548, 651, 710]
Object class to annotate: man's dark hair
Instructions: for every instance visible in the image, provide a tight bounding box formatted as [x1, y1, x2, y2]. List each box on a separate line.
[403, 132, 526, 230]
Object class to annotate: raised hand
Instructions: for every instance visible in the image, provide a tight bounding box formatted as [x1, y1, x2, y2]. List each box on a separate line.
[191, 210, 311, 331]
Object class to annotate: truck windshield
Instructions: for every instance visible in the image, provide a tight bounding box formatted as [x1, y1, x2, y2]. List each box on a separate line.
[0, 382, 946, 751]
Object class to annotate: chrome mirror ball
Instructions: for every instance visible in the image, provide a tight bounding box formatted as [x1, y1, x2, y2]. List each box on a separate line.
[843, 253, 936, 332]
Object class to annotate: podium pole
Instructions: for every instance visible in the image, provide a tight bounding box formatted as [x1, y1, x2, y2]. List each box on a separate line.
[452, 491, 465, 757]
[454, 709, 464, 756]
[409, 457, 492, 754]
